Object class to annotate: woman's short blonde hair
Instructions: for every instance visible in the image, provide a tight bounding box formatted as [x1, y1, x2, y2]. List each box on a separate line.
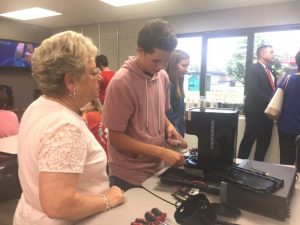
[32, 31, 98, 96]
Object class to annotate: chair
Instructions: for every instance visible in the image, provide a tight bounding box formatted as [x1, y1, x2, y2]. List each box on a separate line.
[0, 153, 22, 201]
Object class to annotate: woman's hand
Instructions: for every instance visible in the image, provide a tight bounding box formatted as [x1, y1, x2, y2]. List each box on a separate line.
[105, 186, 125, 209]
[39, 172, 125, 220]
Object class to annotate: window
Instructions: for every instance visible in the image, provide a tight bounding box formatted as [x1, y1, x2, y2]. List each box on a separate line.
[206, 36, 247, 106]
[254, 30, 300, 80]
[176, 25, 300, 110]
[176, 36, 202, 107]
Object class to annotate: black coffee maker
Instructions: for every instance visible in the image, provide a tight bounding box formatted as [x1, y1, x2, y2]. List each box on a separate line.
[185, 108, 239, 171]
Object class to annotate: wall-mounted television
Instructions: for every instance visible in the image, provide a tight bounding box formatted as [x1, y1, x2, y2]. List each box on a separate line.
[0, 39, 39, 70]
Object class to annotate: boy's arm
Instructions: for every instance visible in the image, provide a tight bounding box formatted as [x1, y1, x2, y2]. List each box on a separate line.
[165, 116, 188, 149]
[109, 129, 185, 167]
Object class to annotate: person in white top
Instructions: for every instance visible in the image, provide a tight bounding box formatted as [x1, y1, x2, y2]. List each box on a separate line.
[13, 31, 125, 225]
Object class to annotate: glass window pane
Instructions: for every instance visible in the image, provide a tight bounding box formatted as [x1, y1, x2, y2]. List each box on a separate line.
[254, 30, 300, 79]
[206, 36, 247, 107]
[176, 37, 202, 107]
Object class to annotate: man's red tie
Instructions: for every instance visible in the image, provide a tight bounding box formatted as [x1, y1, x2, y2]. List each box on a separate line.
[266, 67, 275, 90]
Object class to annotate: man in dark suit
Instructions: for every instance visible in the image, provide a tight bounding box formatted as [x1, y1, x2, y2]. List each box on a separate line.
[238, 45, 276, 161]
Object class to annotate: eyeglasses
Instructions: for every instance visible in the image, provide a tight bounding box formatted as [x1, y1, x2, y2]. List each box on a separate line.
[89, 68, 100, 77]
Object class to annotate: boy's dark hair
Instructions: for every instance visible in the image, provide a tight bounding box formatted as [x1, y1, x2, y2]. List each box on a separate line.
[0, 89, 8, 109]
[295, 50, 300, 72]
[96, 55, 109, 67]
[256, 44, 272, 59]
[137, 18, 178, 53]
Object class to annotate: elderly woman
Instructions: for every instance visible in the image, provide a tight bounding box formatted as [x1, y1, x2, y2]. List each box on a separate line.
[13, 31, 125, 225]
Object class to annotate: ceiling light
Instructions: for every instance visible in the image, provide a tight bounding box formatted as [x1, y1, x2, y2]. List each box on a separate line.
[0, 7, 61, 20]
[99, 0, 158, 7]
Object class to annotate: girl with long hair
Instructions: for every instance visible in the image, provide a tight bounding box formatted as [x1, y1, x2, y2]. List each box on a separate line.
[166, 50, 190, 137]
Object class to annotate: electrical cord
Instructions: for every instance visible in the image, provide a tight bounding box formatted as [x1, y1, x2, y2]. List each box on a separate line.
[142, 186, 176, 206]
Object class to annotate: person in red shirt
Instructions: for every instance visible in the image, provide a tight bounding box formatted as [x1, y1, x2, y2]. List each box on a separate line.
[96, 55, 115, 104]
[81, 98, 108, 154]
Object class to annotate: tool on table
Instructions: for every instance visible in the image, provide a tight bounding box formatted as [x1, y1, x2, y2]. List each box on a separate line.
[131, 218, 151, 225]
[151, 208, 177, 225]
[145, 211, 166, 225]
[131, 208, 173, 225]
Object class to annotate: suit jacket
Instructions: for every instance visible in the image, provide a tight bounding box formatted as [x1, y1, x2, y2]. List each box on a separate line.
[244, 62, 277, 115]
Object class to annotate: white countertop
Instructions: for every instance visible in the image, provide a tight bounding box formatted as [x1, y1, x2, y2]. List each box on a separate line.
[0, 135, 17, 154]
[76, 188, 178, 225]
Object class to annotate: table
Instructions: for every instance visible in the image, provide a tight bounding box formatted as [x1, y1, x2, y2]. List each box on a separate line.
[142, 164, 300, 225]
[76, 188, 178, 225]
[0, 135, 18, 154]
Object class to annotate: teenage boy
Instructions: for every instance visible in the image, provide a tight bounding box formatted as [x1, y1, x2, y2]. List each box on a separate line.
[102, 19, 187, 190]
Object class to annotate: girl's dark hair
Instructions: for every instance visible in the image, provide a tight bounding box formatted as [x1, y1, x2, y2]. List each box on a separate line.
[0, 90, 8, 109]
[96, 55, 108, 67]
[166, 50, 190, 98]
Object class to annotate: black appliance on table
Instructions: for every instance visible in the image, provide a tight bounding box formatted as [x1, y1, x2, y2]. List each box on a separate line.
[185, 107, 239, 171]
[160, 107, 296, 221]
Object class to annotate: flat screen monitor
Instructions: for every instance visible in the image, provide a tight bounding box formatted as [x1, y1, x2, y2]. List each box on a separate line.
[0, 39, 39, 70]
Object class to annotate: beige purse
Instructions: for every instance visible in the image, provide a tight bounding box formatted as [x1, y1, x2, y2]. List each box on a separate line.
[264, 75, 290, 120]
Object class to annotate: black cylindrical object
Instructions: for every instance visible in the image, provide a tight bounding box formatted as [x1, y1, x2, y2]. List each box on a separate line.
[295, 135, 300, 172]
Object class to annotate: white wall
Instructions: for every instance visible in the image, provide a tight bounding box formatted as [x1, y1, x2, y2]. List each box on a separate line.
[167, 1, 300, 34]
[52, 19, 149, 71]
[0, 18, 51, 116]
[51, 1, 300, 71]
[0, 18, 50, 43]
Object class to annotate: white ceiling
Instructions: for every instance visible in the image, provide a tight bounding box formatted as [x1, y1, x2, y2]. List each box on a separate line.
[0, 0, 296, 28]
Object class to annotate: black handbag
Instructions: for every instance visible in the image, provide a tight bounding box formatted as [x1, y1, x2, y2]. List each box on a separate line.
[174, 193, 216, 225]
